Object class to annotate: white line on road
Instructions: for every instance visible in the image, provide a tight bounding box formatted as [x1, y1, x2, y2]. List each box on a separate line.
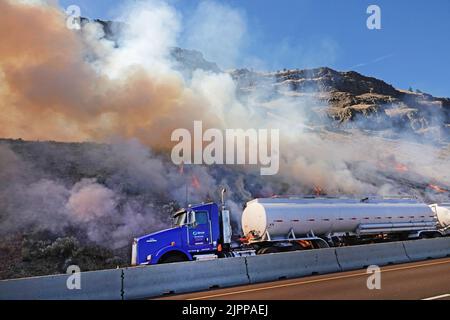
[185, 259, 450, 300]
[422, 294, 450, 300]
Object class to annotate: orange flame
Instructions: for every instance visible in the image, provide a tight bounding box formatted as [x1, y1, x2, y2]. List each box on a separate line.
[178, 161, 184, 175]
[428, 184, 447, 193]
[191, 175, 200, 190]
[395, 163, 408, 173]
[313, 185, 323, 196]
[377, 156, 408, 173]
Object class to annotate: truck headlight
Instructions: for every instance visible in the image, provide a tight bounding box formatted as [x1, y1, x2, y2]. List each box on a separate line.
[146, 254, 152, 262]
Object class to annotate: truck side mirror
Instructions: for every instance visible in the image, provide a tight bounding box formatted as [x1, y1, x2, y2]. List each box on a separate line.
[187, 210, 197, 228]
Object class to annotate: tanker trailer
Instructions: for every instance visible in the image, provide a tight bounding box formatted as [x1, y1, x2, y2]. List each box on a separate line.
[132, 194, 448, 265]
[241, 197, 443, 252]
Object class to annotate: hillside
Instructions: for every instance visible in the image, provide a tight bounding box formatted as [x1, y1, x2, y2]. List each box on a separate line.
[231, 67, 450, 142]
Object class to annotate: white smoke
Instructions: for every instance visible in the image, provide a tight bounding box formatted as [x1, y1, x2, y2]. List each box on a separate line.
[183, 1, 247, 69]
[66, 179, 117, 223]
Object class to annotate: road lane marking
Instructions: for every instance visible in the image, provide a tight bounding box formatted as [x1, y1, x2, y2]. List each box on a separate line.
[186, 259, 450, 300]
[422, 294, 450, 300]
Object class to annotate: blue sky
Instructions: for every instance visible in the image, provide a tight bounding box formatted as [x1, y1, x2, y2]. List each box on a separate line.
[58, 0, 450, 97]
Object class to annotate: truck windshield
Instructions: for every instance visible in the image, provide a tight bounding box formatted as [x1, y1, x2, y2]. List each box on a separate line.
[173, 211, 187, 226]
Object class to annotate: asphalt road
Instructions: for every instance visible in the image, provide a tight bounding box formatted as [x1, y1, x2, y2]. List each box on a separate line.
[156, 257, 450, 300]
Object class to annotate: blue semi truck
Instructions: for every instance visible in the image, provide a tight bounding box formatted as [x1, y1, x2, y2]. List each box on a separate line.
[131, 190, 257, 265]
[131, 190, 449, 265]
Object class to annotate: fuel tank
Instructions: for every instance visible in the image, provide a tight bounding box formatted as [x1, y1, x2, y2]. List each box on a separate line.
[241, 197, 436, 240]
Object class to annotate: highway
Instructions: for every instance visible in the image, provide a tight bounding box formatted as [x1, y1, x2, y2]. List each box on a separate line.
[156, 257, 450, 300]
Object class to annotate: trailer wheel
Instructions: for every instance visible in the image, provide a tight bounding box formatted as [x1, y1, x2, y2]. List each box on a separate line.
[419, 231, 442, 239]
[259, 247, 279, 255]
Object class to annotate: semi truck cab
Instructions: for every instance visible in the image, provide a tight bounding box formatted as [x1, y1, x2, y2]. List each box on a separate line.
[132, 202, 224, 265]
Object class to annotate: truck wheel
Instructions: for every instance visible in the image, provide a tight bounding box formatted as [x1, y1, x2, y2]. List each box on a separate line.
[259, 247, 279, 254]
[312, 239, 329, 248]
[256, 248, 265, 255]
[159, 253, 187, 264]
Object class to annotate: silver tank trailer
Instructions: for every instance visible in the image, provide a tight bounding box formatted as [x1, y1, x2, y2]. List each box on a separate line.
[242, 197, 438, 241]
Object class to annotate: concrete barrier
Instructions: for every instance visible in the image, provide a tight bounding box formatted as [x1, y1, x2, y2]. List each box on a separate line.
[0, 268, 122, 300]
[122, 257, 249, 300]
[335, 242, 410, 271]
[245, 248, 341, 284]
[2, 238, 449, 300]
[403, 237, 450, 261]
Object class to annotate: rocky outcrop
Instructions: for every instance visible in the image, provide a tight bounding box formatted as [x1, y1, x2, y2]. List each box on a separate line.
[171, 47, 221, 75]
[80, 18, 220, 75]
[231, 67, 450, 141]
